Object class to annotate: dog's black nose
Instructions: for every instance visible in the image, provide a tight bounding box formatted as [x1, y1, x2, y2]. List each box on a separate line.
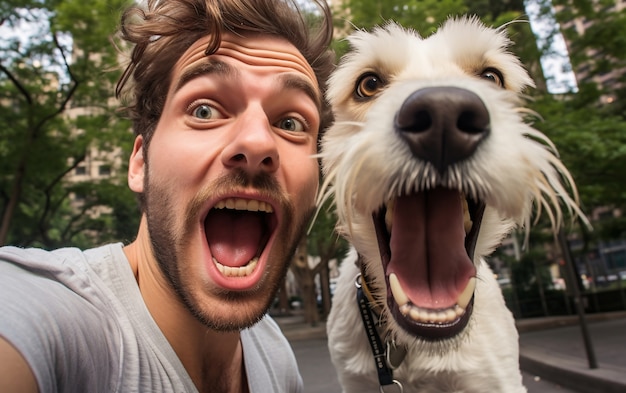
[394, 86, 490, 174]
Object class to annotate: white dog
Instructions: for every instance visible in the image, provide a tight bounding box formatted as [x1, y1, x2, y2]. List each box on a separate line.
[319, 17, 585, 393]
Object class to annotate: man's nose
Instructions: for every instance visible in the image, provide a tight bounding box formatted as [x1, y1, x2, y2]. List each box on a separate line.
[221, 109, 280, 173]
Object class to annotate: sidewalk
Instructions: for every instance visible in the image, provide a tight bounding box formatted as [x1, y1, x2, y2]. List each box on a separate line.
[275, 310, 626, 393]
[272, 311, 327, 341]
[517, 311, 626, 393]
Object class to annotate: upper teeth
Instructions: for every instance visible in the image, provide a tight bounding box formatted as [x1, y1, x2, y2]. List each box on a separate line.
[214, 198, 273, 213]
[384, 198, 395, 232]
[461, 196, 472, 233]
[389, 273, 476, 324]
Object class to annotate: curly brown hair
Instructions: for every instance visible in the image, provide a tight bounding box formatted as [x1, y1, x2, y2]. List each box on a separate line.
[116, 0, 335, 148]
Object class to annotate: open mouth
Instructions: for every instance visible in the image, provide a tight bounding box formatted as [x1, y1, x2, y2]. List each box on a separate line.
[373, 187, 485, 340]
[204, 197, 275, 280]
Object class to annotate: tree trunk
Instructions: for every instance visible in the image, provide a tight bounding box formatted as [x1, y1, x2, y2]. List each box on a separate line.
[290, 235, 320, 326]
[319, 258, 332, 319]
[277, 280, 290, 316]
[0, 168, 24, 246]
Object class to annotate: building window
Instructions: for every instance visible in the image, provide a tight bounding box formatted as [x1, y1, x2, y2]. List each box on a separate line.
[75, 165, 87, 175]
[98, 165, 111, 176]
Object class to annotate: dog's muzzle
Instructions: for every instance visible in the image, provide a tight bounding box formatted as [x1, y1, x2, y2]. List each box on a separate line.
[369, 86, 490, 341]
[395, 86, 490, 174]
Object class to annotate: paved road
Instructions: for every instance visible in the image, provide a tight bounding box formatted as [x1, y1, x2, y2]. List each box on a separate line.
[291, 337, 578, 393]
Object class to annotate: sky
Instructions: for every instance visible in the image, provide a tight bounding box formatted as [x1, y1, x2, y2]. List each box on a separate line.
[524, 0, 579, 94]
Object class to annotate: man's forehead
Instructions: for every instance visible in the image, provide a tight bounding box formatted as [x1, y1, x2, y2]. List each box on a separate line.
[172, 32, 319, 92]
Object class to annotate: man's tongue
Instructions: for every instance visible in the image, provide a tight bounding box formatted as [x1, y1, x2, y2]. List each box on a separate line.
[205, 210, 263, 267]
[387, 188, 473, 308]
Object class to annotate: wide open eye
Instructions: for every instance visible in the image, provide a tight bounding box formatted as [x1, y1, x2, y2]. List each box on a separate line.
[276, 116, 306, 132]
[480, 68, 504, 88]
[355, 72, 386, 99]
[189, 102, 224, 120]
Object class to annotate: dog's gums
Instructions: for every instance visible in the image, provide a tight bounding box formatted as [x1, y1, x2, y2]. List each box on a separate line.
[205, 197, 273, 278]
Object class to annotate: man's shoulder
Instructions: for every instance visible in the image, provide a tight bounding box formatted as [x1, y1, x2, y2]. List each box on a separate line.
[0, 243, 125, 324]
[0, 243, 130, 338]
[0, 245, 126, 393]
[0, 243, 124, 281]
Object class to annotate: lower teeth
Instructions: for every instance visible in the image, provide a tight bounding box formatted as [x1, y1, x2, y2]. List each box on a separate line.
[390, 273, 475, 324]
[214, 257, 258, 277]
[401, 303, 465, 324]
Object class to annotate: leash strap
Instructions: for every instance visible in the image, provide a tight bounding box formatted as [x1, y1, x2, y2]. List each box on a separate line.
[356, 284, 395, 387]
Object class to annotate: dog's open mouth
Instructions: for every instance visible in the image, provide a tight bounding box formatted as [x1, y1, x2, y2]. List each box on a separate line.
[373, 187, 485, 340]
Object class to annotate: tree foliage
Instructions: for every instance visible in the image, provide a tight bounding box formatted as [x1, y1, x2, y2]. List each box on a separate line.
[0, 0, 137, 248]
[529, 1, 626, 213]
[530, 94, 626, 212]
[551, 0, 626, 113]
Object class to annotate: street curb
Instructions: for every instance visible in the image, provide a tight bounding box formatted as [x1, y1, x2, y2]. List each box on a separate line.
[516, 311, 626, 333]
[517, 312, 626, 393]
[520, 348, 626, 393]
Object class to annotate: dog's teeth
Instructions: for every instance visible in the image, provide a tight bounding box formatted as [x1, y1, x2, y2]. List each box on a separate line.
[462, 195, 472, 234]
[391, 275, 475, 324]
[409, 307, 425, 322]
[385, 199, 395, 233]
[389, 273, 409, 306]
[457, 277, 476, 310]
[428, 311, 440, 323]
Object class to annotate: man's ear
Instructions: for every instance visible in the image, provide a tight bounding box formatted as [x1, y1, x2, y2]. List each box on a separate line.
[128, 135, 145, 193]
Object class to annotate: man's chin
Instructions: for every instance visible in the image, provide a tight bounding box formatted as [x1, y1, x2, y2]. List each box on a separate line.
[187, 293, 275, 331]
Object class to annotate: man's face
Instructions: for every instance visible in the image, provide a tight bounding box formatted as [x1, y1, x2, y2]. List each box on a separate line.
[128, 33, 321, 331]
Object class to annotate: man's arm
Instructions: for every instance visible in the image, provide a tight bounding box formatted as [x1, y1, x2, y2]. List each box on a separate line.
[0, 336, 39, 393]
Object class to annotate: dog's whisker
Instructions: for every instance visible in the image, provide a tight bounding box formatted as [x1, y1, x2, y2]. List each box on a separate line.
[525, 127, 559, 156]
[516, 106, 542, 120]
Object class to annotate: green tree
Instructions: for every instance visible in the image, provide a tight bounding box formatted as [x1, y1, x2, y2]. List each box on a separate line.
[522, 0, 626, 217]
[307, 199, 350, 319]
[0, 0, 137, 248]
[551, 0, 626, 115]
[334, 0, 467, 54]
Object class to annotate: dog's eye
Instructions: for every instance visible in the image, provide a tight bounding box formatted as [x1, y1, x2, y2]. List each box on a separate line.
[355, 73, 385, 98]
[480, 68, 504, 88]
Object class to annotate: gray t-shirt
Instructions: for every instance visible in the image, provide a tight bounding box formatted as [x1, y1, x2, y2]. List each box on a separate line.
[0, 244, 303, 393]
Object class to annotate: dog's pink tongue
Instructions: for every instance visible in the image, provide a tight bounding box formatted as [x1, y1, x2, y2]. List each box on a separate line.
[205, 210, 262, 267]
[387, 188, 474, 308]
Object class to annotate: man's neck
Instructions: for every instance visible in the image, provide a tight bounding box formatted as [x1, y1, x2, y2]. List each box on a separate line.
[124, 221, 248, 392]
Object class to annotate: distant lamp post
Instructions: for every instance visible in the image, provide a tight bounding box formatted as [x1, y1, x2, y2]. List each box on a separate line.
[558, 229, 598, 369]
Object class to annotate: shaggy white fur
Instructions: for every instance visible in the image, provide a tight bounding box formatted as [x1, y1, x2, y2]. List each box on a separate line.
[319, 17, 586, 393]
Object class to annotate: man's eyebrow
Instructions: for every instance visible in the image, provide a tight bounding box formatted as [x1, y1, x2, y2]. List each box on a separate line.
[174, 60, 237, 93]
[278, 74, 322, 110]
